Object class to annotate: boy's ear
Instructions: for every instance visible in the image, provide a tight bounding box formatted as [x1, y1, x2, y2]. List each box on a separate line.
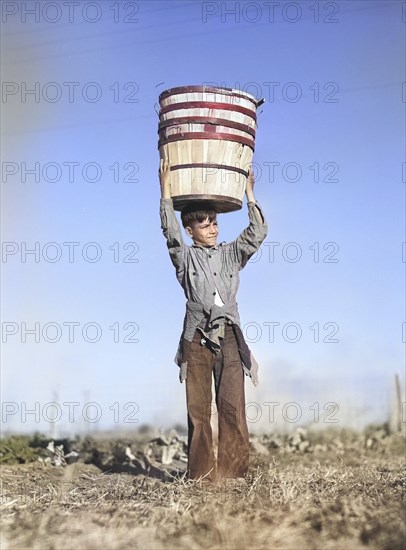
[185, 225, 193, 238]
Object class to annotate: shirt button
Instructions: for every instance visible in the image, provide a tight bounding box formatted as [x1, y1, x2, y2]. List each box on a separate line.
[213, 272, 217, 276]
[213, 292, 216, 296]
[208, 255, 212, 258]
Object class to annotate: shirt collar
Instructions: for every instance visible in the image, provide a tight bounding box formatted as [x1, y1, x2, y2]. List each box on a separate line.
[192, 241, 225, 251]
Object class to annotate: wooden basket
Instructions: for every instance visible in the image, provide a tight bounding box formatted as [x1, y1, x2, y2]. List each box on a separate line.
[158, 85, 264, 212]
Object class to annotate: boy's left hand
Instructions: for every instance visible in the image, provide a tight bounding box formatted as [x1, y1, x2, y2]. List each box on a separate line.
[245, 166, 256, 203]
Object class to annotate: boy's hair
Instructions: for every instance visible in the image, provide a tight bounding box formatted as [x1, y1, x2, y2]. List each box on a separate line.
[181, 203, 217, 228]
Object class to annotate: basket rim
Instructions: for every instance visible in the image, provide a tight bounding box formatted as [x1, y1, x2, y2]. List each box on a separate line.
[158, 85, 264, 107]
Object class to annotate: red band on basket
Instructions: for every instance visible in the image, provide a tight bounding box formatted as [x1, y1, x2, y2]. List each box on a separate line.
[170, 163, 249, 178]
[158, 132, 255, 150]
[158, 116, 256, 137]
[159, 101, 257, 121]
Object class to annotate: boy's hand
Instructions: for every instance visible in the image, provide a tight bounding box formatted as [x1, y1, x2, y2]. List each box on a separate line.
[159, 158, 172, 199]
[245, 166, 256, 203]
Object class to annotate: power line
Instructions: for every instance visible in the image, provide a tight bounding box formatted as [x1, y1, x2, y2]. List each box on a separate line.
[1, 112, 156, 135]
[1, 1, 194, 38]
[1, 81, 401, 136]
[2, 16, 204, 52]
[1, 1, 401, 66]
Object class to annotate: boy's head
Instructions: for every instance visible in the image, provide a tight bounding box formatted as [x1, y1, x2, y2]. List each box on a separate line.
[181, 203, 218, 247]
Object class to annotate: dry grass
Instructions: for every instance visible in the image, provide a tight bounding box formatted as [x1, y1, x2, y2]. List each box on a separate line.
[0, 435, 405, 550]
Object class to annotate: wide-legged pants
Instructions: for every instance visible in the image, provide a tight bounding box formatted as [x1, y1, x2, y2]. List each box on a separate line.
[185, 324, 250, 481]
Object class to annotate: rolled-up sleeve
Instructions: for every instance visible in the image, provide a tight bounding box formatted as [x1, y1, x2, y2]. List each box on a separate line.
[160, 198, 186, 270]
[233, 201, 268, 269]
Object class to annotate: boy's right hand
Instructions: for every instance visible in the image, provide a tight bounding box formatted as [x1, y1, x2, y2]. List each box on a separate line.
[159, 158, 172, 199]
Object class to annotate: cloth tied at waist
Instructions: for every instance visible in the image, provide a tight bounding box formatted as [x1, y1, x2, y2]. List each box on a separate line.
[175, 300, 258, 386]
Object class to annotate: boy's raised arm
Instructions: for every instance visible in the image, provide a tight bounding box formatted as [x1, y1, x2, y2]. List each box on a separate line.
[232, 167, 268, 269]
[160, 158, 172, 200]
[159, 159, 186, 267]
[245, 168, 265, 224]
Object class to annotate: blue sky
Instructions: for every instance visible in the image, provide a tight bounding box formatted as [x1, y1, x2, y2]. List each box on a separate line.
[1, 0, 405, 435]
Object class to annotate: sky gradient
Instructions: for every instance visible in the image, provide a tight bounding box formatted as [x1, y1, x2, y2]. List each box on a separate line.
[1, 0, 405, 435]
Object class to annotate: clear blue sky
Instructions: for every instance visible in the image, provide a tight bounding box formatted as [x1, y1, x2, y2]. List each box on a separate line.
[1, 0, 405, 435]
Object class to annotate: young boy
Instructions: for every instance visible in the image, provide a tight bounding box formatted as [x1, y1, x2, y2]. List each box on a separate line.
[159, 158, 268, 482]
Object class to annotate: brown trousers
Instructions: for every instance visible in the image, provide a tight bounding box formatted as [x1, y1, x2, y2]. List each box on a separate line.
[185, 324, 250, 481]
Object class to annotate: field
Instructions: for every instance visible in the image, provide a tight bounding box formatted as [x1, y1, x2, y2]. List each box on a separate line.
[0, 428, 405, 550]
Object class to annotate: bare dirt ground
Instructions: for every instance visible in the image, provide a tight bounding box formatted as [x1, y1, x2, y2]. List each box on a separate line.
[1, 432, 405, 550]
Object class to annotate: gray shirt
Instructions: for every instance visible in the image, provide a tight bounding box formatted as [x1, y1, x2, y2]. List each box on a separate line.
[160, 198, 268, 383]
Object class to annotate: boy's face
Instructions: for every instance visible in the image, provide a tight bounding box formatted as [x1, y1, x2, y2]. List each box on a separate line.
[186, 216, 218, 247]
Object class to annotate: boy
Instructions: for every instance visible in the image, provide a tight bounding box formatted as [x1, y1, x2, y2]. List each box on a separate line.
[159, 158, 268, 482]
